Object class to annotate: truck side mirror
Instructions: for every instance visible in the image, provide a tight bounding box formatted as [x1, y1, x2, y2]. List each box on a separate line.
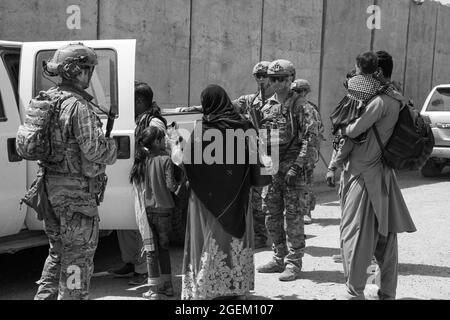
[7, 138, 22, 162]
[113, 136, 130, 159]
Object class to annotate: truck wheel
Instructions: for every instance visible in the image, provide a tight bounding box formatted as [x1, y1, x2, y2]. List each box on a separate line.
[421, 158, 445, 177]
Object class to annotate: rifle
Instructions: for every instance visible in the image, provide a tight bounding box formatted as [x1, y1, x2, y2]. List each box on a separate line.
[260, 83, 266, 108]
[105, 108, 116, 138]
[247, 84, 266, 131]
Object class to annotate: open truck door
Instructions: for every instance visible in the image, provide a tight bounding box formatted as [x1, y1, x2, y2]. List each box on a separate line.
[0, 41, 27, 238]
[19, 39, 137, 230]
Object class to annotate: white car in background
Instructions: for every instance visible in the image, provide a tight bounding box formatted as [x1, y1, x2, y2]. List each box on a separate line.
[420, 84, 450, 177]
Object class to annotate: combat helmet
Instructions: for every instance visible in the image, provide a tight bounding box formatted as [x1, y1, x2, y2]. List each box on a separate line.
[267, 59, 295, 78]
[44, 43, 98, 80]
[291, 79, 311, 93]
[252, 61, 271, 76]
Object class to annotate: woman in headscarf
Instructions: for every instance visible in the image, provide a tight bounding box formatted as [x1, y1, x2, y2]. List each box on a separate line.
[181, 85, 257, 300]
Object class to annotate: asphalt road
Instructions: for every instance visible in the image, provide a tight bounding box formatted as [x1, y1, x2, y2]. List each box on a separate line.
[0, 170, 449, 300]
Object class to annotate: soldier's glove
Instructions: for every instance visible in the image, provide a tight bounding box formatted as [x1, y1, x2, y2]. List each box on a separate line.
[286, 164, 301, 186]
[326, 168, 336, 188]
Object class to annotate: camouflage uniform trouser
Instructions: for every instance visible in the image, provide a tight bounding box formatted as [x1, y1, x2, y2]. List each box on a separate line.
[262, 168, 308, 270]
[252, 186, 267, 244]
[35, 204, 99, 300]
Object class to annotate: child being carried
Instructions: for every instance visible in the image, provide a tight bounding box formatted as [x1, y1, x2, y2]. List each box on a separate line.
[327, 51, 394, 182]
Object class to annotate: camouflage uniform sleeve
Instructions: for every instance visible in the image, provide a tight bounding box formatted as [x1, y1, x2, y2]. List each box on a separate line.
[72, 100, 117, 165]
[163, 156, 178, 192]
[294, 104, 319, 168]
[232, 95, 249, 115]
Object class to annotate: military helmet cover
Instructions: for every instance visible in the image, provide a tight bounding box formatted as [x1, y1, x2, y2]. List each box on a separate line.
[291, 79, 311, 92]
[45, 43, 98, 80]
[267, 59, 295, 77]
[252, 61, 271, 75]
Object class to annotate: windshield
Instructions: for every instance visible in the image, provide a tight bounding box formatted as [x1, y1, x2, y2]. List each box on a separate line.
[34, 49, 118, 117]
[426, 87, 450, 112]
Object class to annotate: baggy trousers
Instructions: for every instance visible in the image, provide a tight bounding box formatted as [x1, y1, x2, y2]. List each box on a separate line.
[340, 179, 398, 299]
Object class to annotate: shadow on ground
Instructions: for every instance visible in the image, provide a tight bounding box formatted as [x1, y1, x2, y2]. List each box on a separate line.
[313, 218, 341, 227]
[399, 263, 450, 278]
[300, 270, 345, 285]
[305, 246, 340, 258]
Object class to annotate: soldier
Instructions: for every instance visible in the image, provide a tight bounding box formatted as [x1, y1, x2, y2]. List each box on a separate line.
[34, 43, 117, 300]
[257, 60, 319, 281]
[291, 79, 324, 225]
[233, 61, 274, 249]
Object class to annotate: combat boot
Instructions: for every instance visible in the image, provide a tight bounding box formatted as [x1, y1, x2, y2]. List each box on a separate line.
[257, 258, 284, 273]
[279, 264, 301, 281]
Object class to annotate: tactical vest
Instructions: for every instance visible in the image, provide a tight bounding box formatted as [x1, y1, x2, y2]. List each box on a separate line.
[259, 93, 302, 147]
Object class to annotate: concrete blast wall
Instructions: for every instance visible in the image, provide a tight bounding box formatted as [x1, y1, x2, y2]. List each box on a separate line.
[1, 0, 450, 176]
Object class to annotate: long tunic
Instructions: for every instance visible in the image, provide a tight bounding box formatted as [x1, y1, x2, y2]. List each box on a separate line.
[181, 191, 254, 300]
[341, 94, 416, 236]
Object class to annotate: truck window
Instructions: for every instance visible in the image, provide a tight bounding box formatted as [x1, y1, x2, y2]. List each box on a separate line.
[0, 92, 5, 121]
[34, 49, 118, 117]
[1, 51, 20, 106]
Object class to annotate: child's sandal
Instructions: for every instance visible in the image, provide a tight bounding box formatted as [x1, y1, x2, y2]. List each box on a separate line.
[143, 289, 162, 300]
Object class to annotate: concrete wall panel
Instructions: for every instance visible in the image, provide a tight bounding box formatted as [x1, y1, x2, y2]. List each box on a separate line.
[373, 0, 410, 87]
[98, 0, 190, 109]
[0, 0, 97, 41]
[432, 5, 450, 88]
[262, 0, 323, 104]
[189, 0, 262, 105]
[404, 1, 438, 108]
[319, 0, 373, 171]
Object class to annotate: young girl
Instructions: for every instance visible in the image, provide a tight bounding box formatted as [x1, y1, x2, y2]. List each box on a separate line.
[328, 52, 394, 176]
[131, 125, 179, 300]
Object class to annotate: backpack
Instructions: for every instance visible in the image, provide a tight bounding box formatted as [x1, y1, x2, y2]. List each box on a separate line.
[373, 92, 434, 171]
[16, 88, 73, 161]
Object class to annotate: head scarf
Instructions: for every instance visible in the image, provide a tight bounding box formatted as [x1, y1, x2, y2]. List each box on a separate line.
[201, 85, 251, 131]
[185, 85, 253, 238]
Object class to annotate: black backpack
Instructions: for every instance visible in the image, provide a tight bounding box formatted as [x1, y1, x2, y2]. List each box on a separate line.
[373, 92, 434, 171]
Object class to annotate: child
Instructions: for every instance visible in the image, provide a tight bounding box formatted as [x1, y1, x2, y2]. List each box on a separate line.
[132, 125, 179, 300]
[327, 52, 393, 174]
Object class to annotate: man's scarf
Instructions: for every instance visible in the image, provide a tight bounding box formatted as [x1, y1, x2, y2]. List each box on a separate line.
[331, 74, 394, 134]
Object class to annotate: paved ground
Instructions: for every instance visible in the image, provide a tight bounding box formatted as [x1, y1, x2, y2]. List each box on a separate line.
[0, 170, 449, 300]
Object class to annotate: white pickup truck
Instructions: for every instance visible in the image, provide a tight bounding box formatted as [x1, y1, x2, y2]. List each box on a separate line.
[0, 39, 201, 253]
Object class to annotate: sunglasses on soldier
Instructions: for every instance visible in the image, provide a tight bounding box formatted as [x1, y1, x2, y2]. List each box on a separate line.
[254, 74, 268, 79]
[269, 76, 288, 83]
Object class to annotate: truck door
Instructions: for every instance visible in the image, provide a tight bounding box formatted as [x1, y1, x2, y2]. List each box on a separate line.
[19, 39, 137, 230]
[0, 42, 27, 238]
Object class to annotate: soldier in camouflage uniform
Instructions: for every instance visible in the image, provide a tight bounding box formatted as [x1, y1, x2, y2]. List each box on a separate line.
[257, 60, 320, 281]
[233, 61, 274, 249]
[291, 79, 324, 225]
[34, 43, 117, 300]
